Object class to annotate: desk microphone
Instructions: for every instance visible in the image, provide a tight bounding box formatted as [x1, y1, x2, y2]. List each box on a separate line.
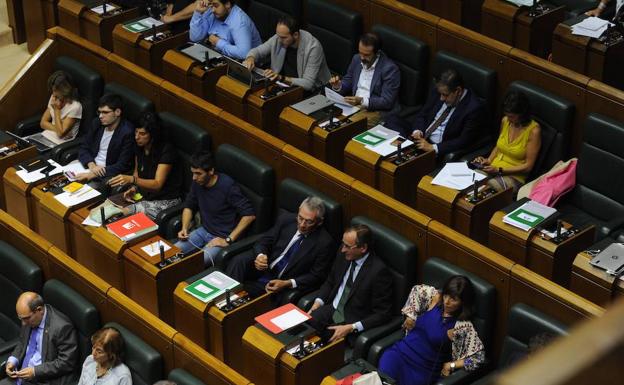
[225, 288, 232, 309]
[102, 2, 107, 16]
[44, 169, 51, 191]
[556, 219, 563, 239]
[470, 178, 479, 203]
[393, 141, 404, 165]
[151, 24, 157, 41]
[298, 336, 306, 358]
[159, 243, 166, 267]
[100, 206, 106, 225]
[327, 106, 340, 130]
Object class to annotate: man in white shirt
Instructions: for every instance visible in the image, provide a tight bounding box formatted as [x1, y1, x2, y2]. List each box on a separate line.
[329, 32, 400, 128]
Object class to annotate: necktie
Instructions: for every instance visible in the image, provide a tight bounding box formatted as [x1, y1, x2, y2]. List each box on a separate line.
[332, 262, 355, 324]
[18, 327, 40, 385]
[424, 105, 452, 139]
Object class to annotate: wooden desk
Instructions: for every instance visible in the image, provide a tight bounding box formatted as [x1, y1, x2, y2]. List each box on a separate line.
[344, 142, 435, 208]
[123, 236, 203, 325]
[416, 175, 513, 244]
[488, 211, 596, 286]
[481, 0, 565, 58]
[68, 206, 100, 267]
[173, 285, 273, 373]
[215, 76, 304, 135]
[552, 21, 624, 90]
[58, 0, 140, 51]
[161, 49, 227, 102]
[278, 107, 367, 170]
[241, 324, 345, 385]
[6, 0, 26, 44]
[0, 143, 38, 210]
[570, 248, 624, 307]
[23, 0, 58, 53]
[3, 165, 44, 229]
[112, 23, 188, 76]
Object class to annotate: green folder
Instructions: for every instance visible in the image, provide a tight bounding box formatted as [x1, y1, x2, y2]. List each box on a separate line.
[123, 21, 150, 33]
[507, 208, 545, 228]
[353, 131, 386, 146]
[184, 280, 220, 302]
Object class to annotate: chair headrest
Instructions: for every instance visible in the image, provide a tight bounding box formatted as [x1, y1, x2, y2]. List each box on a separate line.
[103, 83, 154, 125]
[215, 144, 274, 197]
[159, 112, 211, 154]
[0, 240, 42, 292]
[168, 369, 206, 385]
[54, 56, 104, 101]
[43, 279, 100, 335]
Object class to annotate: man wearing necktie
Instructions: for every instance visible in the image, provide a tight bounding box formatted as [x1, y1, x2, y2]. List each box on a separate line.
[226, 197, 335, 304]
[307, 224, 393, 344]
[384, 69, 487, 159]
[3, 292, 78, 385]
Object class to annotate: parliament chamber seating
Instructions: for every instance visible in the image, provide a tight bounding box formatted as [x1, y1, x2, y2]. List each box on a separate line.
[42, 278, 101, 363]
[0, 241, 42, 361]
[371, 24, 429, 120]
[556, 113, 624, 241]
[105, 321, 164, 385]
[168, 368, 207, 385]
[366, 257, 496, 385]
[550, 0, 608, 18]
[306, 0, 363, 74]
[471, 303, 568, 385]
[15, 55, 104, 164]
[241, 0, 303, 42]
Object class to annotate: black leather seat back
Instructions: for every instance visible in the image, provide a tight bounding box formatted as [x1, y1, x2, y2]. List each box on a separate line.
[168, 369, 206, 385]
[306, 0, 362, 74]
[550, 0, 607, 18]
[499, 303, 567, 367]
[104, 322, 163, 385]
[245, 0, 302, 41]
[0, 241, 42, 345]
[103, 83, 154, 126]
[422, 258, 496, 351]
[277, 178, 343, 242]
[159, 112, 212, 197]
[215, 144, 275, 236]
[350, 216, 417, 314]
[43, 279, 100, 363]
[371, 24, 428, 109]
[507, 81, 574, 179]
[54, 56, 104, 137]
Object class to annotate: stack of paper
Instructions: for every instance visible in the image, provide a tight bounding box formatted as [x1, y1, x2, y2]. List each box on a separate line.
[503, 200, 557, 231]
[324, 87, 360, 116]
[54, 185, 101, 207]
[16, 159, 64, 183]
[505, 0, 534, 6]
[90, 4, 119, 15]
[571, 17, 612, 38]
[431, 162, 486, 190]
[352, 125, 413, 156]
[184, 271, 240, 303]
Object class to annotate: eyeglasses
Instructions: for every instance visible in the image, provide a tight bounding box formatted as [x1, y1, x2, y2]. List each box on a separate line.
[98, 109, 114, 115]
[341, 241, 359, 250]
[297, 214, 316, 226]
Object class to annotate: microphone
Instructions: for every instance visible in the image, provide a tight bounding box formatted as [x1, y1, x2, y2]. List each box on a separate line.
[556, 219, 563, 239]
[393, 141, 404, 165]
[100, 206, 106, 225]
[204, 51, 210, 67]
[102, 2, 107, 16]
[159, 243, 166, 267]
[470, 178, 479, 203]
[298, 336, 306, 357]
[151, 24, 157, 41]
[44, 168, 51, 191]
[225, 288, 232, 309]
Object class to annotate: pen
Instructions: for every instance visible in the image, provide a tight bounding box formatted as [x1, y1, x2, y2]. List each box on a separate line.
[451, 173, 471, 177]
[27, 159, 41, 167]
[472, 173, 475, 182]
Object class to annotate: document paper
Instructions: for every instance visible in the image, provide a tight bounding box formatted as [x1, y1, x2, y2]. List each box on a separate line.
[55, 185, 101, 207]
[271, 309, 310, 331]
[325, 87, 360, 116]
[431, 162, 486, 190]
[571, 17, 612, 38]
[140, 240, 172, 257]
[16, 159, 63, 183]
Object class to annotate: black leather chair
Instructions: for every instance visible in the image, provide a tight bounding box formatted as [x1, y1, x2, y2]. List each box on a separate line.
[0, 241, 42, 360]
[471, 303, 567, 385]
[306, 0, 363, 74]
[366, 257, 496, 385]
[298, 215, 418, 360]
[242, 0, 303, 41]
[42, 279, 100, 363]
[156, 111, 212, 238]
[556, 113, 624, 241]
[15, 56, 104, 163]
[104, 322, 163, 385]
[550, 0, 611, 18]
[168, 369, 206, 385]
[371, 24, 429, 120]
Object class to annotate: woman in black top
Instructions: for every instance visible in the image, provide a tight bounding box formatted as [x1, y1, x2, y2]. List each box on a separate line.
[109, 112, 182, 220]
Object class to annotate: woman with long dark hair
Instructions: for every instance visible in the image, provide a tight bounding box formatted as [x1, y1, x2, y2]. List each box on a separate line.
[39, 70, 83, 144]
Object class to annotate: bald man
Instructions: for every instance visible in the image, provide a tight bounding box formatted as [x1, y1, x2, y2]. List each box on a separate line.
[2, 292, 78, 385]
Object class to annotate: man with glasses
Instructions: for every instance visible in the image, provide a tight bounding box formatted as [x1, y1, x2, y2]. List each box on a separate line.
[307, 224, 392, 345]
[189, 0, 261, 60]
[76, 94, 134, 194]
[3, 292, 78, 385]
[226, 196, 334, 304]
[384, 69, 487, 159]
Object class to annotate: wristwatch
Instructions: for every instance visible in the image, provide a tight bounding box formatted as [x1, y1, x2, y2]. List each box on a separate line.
[351, 323, 358, 333]
[450, 362, 456, 372]
[225, 236, 233, 245]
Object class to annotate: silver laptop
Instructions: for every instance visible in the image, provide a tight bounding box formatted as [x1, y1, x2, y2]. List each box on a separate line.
[590, 243, 624, 274]
[291, 94, 335, 115]
[180, 42, 222, 63]
[6, 131, 51, 152]
[223, 56, 267, 88]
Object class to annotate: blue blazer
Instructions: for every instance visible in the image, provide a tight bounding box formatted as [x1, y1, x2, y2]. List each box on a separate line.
[78, 117, 135, 177]
[338, 52, 401, 114]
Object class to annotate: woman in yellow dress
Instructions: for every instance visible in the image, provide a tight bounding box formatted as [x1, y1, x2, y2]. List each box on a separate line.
[473, 90, 541, 192]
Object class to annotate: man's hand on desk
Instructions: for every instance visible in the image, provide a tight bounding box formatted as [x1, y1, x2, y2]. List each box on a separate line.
[265, 279, 291, 293]
[254, 254, 269, 271]
[327, 324, 354, 343]
[262, 69, 280, 82]
[414, 137, 433, 152]
[343, 96, 362, 106]
[74, 171, 95, 182]
[243, 57, 255, 70]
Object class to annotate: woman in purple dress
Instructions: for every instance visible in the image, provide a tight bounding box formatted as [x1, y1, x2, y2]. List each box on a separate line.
[378, 276, 485, 385]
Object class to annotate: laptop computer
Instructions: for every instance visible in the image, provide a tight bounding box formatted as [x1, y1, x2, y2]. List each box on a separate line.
[27, 132, 58, 151]
[5, 131, 48, 152]
[179, 42, 222, 63]
[223, 56, 267, 89]
[590, 243, 624, 274]
[291, 94, 335, 116]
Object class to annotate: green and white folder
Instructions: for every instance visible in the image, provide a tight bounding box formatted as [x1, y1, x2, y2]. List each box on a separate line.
[184, 271, 240, 303]
[503, 200, 557, 231]
[353, 131, 386, 146]
[122, 17, 163, 33]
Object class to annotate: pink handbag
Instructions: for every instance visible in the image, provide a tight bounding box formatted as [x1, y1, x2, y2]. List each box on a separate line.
[528, 159, 577, 207]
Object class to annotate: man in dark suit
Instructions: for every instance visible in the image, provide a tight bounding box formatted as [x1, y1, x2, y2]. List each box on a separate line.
[385, 68, 486, 159]
[3, 292, 78, 385]
[76, 93, 134, 194]
[307, 224, 393, 344]
[226, 197, 334, 303]
[329, 32, 400, 128]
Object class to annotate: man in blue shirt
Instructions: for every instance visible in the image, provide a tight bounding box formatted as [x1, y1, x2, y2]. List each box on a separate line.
[175, 152, 256, 266]
[189, 0, 262, 60]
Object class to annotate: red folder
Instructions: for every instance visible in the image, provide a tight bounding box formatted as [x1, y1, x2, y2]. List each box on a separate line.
[254, 303, 311, 334]
[106, 212, 158, 241]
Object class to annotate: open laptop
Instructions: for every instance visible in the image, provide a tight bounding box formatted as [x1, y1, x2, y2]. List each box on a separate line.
[223, 56, 267, 89]
[291, 94, 335, 116]
[6, 131, 52, 152]
[590, 243, 624, 275]
[179, 42, 222, 63]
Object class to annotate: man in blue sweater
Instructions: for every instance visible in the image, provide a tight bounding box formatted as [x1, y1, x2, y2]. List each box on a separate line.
[175, 152, 256, 266]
